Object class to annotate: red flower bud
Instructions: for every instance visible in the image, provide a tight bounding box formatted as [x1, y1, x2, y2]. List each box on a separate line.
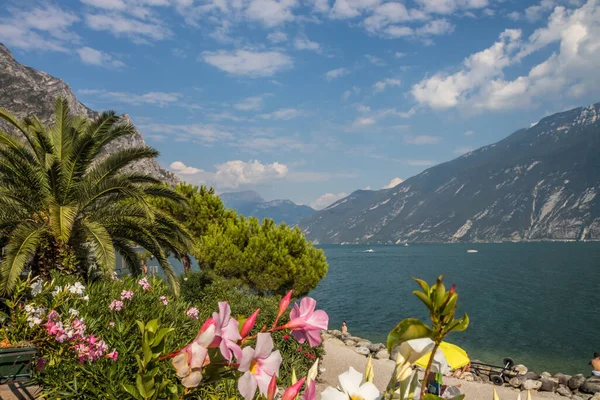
[282, 377, 305, 400]
[267, 374, 277, 400]
[240, 308, 260, 338]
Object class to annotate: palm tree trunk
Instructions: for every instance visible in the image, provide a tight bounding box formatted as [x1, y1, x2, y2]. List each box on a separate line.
[182, 254, 191, 273]
[420, 341, 441, 400]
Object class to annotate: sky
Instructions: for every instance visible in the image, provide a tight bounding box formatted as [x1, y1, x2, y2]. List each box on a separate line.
[1, 0, 599, 209]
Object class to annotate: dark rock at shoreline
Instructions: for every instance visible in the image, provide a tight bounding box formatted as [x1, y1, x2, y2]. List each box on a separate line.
[556, 385, 571, 397]
[521, 379, 542, 391]
[568, 374, 587, 391]
[554, 373, 572, 386]
[580, 376, 600, 394]
[539, 377, 559, 392]
[368, 343, 385, 353]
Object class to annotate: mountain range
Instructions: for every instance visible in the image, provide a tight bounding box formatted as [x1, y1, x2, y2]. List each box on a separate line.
[0, 43, 177, 185]
[300, 102, 600, 243]
[220, 190, 315, 226]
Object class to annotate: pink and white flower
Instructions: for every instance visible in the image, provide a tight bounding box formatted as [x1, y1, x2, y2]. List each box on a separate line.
[285, 297, 329, 347]
[138, 277, 151, 291]
[237, 333, 282, 400]
[107, 349, 118, 361]
[109, 300, 123, 311]
[211, 302, 242, 362]
[172, 325, 216, 387]
[160, 296, 168, 305]
[186, 307, 199, 320]
[320, 367, 380, 400]
[120, 290, 134, 300]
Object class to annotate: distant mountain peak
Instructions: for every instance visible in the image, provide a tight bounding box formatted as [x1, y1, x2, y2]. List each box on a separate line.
[220, 191, 314, 226]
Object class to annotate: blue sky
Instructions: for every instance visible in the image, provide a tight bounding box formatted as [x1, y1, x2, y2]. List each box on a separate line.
[1, 0, 599, 208]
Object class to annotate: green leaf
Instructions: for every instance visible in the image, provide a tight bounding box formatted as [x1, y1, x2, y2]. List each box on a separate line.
[136, 320, 145, 336]
[387, 318, 433, 352]
[434, 280, 446, 309]
[122, 383, 141, 400]
[152, 327, 174, 348]
[413, 290, 433, 311]
[413, 277, 430, 294]
[142, 342, 153, 365]
[146, 319, 159, 334]
[449, 313, 469, 332]
[136, 375, 148, 398]
[441, 293, 458, 316]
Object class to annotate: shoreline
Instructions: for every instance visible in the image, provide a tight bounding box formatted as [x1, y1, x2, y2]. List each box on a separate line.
[320, 331, 600, 399]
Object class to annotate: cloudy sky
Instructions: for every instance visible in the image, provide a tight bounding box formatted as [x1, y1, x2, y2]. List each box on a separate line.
[1, 0, 599, 208]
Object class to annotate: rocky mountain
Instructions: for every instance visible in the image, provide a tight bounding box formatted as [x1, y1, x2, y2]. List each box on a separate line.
[300, 102, 600, 243]
[220, 190, 315, 226]
[0, 43, 177, 185]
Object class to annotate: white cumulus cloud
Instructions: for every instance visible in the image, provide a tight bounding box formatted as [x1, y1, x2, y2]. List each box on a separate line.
[170, 161, 202, 175]
[77, 47, 125, 68]
[260, 108, 300, 120]
[373, 78, 401, 92]
[215, 160, 288, 188]
[325, 67, 350, 81]
[202, 50, 293, 77]
[311, 192, 348, 209]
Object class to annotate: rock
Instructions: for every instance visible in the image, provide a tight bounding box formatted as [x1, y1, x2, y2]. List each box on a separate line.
[340, 333, 351, 340]
[556, 385, 572, 397]
[321, 332, 334, 340]
[539, 377, 559, 392]
[368, 343, 385, 353]
[524, 371, 541, 381]
[521, 379, 542, 391]
[590, 393, 600, 400]
[473, 375, 483, 383]
[568, 374, 587, 391]
[355, 339, 372, 348]
[355, 346, 370, 356]
[347, 336, 363, 342]
[570, 396, 586, 400]
[515, 364, 529, 376]
[580, 376, 600, 394]
[344, 340, 356, 347]
[374, 349, 389, 360]
[509, 377, 524, 388]
[555, 373, 572, 386]
[541, 372, 552, 378]
[328, 330, 342, 338]
[462, 372, 474, 382]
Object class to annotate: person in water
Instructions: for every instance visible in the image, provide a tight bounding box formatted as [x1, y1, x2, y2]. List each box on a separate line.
[341, 321, 348, 334]
[591, 352, 600, 376]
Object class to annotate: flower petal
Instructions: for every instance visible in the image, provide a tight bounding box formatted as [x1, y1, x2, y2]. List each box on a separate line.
[238, 371, 258, 400]
[305, 329, 322, 347]
[299, 297, 317, 316]
[195, 324, 216, 348]
[181, 370, 203, 388]
[254, 333, 274, 359]
[190, 342, 208, 369]
[260, 350, 282, 376]
[307, 309, 329, 330]
[356, 382, 381, 400]
[238, 346, 255, 372]
[172, 352, 189, 378]
[321, 387, 349, 400]
[338, 367, 362, 395]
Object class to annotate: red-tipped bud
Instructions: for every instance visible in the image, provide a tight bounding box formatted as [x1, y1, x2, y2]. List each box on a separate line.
[449, 284, 456, 296]
[282, 377, 305, 400]
[200, 317, 215, 333]
[267, 374, 278, 400]
[278, 290, 293, 320]
[240, 308, 260, 338]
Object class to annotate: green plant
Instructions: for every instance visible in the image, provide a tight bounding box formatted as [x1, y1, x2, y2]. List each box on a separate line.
[123, 319, 178, 400]
[0, 98, 191, 295]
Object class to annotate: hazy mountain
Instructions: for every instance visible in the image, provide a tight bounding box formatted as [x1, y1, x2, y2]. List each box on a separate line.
[220, 191, 315, 226]
[300, 102, 600, 243]
[0, 43, 177, 185]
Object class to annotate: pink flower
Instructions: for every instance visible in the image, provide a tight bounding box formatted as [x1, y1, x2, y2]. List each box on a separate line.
[186, 307, 199, 320]
[107, 349, 118, 361]
[109, 322, 115, 327]
[237, 333, 282, 400]
[160, 296, 169, 305]
[138, 277, 151, 291]
[120, 290, 134, 300]
[282, 377, 306, 400]
[303, 379, 317, 400]
[274, 290, 293, 326]
[283, 335, 290, 340]
[36, 357, 47, 372]
[171, 325, 216, 388]
[47, 310, 59, 322]
[109, 300, 123, 311]
[285, 297, 329, 347]
[211, 302, 242, 362]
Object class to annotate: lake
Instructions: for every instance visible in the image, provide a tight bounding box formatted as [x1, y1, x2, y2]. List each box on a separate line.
[310, 243, 600, 375]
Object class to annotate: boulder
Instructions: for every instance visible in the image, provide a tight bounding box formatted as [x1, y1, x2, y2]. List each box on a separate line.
[368, 343, 385, 353]
[568, 374, 587, 391]
[462, 372, 474, 382]
[555, 385, 571, 397]
[344, 340, 356, 347]
[524, 371, 541, 381]
[347, 336, 363, 342]
[356, 339, 372, 348]
[509, 377, 525, 388]
[570, 396, 586, 400]
[591, 393, 600, 400]
[539, 377, 559, 392]
[473, 375, 483, 383]
[328, 329, 342, 338]
[541, 372, 552, 378]
[321, 332, 334, 340]
[355, 346, 371, 356]
[554, 373, 572, 386]
[580, 376, 600, 394]
[521, 380, 542, 391]
[515, 364, 528, 376]
[374, 349, 390, 360]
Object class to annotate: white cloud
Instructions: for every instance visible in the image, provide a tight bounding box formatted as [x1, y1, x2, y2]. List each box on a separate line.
[406, 159, 435, 166]
[330, 0, 380, 19]
[84, 13, 171, 42]
[170, 161, 202, 174]
[395, 52, 407, 58]
[404, 135, 442, 144]
[352, 117, 376, 127]
[415, 19, 455, 36]
[0, 5, 79, 52]
[356, 104, 371, 112]
[80, 0, 127, 9]
[325, 67, 350, 80]
[245, 0, 298, 27]
[267, 31, 288, 43]
[454, 146, 474, 154]
[202, 50, 293, 77]
[79, 89, 181, 106]
[415, 0, 489, 14]
[464, 130, 474, 135]
[234, 96, 266, 111]
[412, 0, 600, 111]
[77, 47, 125, 68]
[138, 123, 232, 143]
[260, 108, 300, 120]
[311, 192, 348, 209]
[383, 177, 404, 189]
[525, 0, 557, 21]
[373, 78, 401, 92]
[294, 35, 321, 52]
[365, 54, 386, 66]
[215, 160, 288, 188]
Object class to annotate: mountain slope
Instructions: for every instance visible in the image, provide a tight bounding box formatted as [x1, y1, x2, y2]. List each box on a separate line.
[0, 43, 177, 185]
[300, 102, 600, 243]
[220, 191, 315, 225]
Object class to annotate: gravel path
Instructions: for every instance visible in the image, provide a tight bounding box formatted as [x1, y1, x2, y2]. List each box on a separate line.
[317, 338, 564, 399]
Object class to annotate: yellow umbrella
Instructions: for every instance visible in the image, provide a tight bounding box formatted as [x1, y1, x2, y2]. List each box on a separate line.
[414, 342, 470, 371]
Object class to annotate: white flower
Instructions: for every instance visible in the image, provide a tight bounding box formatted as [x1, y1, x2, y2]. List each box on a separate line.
[321, 367, 381, 400]
[52, 286, 63, 297]
[81, 295, 89, 301]
[24, 304, 34, 313]
[69, 308, 79, 316]
[68, 282, 85, 295]
[30, 280, 43, 296]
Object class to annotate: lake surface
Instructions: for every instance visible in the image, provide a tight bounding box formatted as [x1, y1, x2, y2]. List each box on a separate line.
[310, 243, 600, 375]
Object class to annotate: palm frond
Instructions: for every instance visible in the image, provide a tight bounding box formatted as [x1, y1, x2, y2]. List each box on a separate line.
[48, 202, 78, 243]
[0, 222, 45, 295]
[82, 220, 115, 275]
[47, 98, 73, 161]
[83, 147, 160, 186]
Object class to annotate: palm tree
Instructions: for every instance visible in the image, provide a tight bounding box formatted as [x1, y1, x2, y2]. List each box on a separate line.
[0, 98, 191, 295]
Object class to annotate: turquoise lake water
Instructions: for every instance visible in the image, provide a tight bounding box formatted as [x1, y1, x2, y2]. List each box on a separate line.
[309, 243, 600, 375]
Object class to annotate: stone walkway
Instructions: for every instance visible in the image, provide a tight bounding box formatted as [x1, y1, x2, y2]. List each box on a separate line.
[0, 383, 41, 400]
